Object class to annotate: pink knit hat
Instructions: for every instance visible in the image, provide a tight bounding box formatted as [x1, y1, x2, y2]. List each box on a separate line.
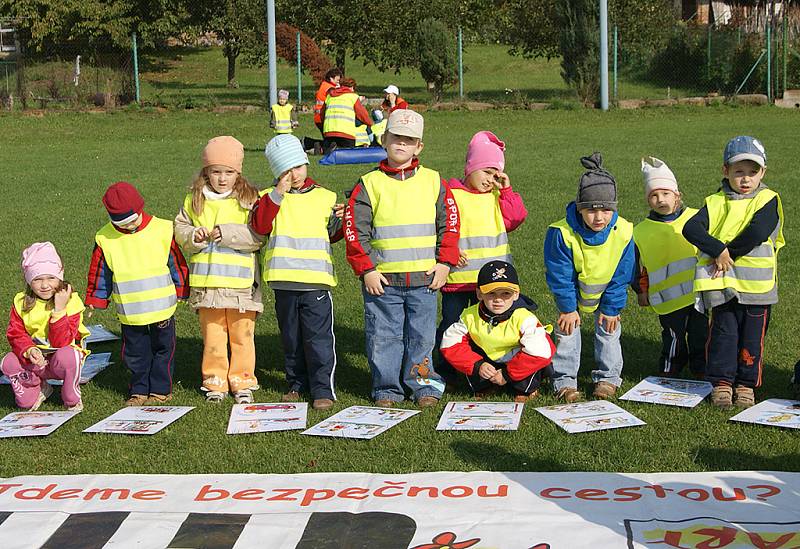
[464, 131, 506, 177]
[202, 136, 244, 173]
[22, 242, 64, 285]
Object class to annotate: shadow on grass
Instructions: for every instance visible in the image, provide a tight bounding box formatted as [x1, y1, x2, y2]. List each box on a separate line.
[693, 446, 800, 472]
[452, 440, 571, 471]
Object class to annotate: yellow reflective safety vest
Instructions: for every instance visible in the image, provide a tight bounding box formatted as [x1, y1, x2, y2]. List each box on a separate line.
[354, 124, 371, 147]
[371, 120, 387, 146]
[447, 188, 511, 285]
[694, 188, 784, 295]
[95, 217, 178, 326]
[271, 103, 294, 134]
[362, 167, 441, 273]
[549, 216, 634, 313]
[183, 194, 256, 289]
[260, 187, 337, 287]
[633, 208, 698, 314]
[323, 92, 358, 137]
[13, 292, 90, 351]
[462, 304, 535, 361]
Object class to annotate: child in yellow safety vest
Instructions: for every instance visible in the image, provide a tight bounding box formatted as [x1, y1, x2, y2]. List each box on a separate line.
[250, 134, 344, 411]
[682, 136, 784, 409]
[632, 157, 707, 379]
[270, 89, 299, 135]
[85, 182, 189, 406]
[2, 242, 89, 411]
[436, 131, 527, 385]
[544, 153, 635, 403]
[174, 136, 263, 404]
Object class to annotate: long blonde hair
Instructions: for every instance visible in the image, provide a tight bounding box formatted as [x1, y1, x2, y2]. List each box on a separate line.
[190, 168, 259, 215]
[22, 279, 69, 313]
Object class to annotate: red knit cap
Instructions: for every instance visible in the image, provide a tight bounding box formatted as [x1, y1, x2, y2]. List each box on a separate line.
[102, 181, 145, 223]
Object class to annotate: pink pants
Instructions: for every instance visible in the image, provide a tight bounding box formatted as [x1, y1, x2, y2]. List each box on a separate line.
[1, 347, 83, 408]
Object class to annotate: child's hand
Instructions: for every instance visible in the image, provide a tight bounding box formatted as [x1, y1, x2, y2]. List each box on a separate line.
[493, 172, 511, 190]
[210, 226, 222, 243]
[478, 362, 497, 380]
[275, 171, 293, 195]
[557, 311, 581, 335]
[27, 347, 46, 368]
[457, 250, 468, 268]
[490, 370, 507, 386]
[598, 314, 620, 333]
[637, 293, 650, 307]
[363, 270, 388, 296]
[53, 283, 72, 312]
[426, 263, 450, 290]
[86, 304, 94, 319]
[193, 227, 210, 243]
[712, 248, 733, 279]
[333, 203, 345, 219]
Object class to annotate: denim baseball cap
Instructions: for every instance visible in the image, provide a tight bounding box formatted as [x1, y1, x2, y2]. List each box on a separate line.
[724, 136, 766, 167]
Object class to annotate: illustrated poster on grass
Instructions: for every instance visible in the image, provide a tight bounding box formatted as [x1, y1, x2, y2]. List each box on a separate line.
[0, 410, 80, 438]
[620, 376, 713, 408]
[84, 406, 194, 435]
[729, 398, 800, 429]
[84, 324, 120, 344]
[227, 403, 308, 434]
[536, 401, 645, 434]
[302, 406, 419, 440]
[0, 352, 112, 387]
[436, 401, 524, 431]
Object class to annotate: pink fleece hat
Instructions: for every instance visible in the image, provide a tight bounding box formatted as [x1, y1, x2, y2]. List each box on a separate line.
[464, 131, 506, 177]
[22, 242, 64, 284]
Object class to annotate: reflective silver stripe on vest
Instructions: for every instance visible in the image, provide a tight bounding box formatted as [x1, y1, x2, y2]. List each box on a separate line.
[695, 265, 774, 281]
[372, 223, 436, 240]
[116, 294, 177, 316]
[451, 254, 513, 273]
[579, 281, 608, 295]
[745, 243, 775, 258]
[650, 280, 694, 306]
[375, 248, 436, 264]
[200, 244, 252, 257]
[578, 296, 600, 308]
[191, 263, 253, 279]
[268, 256, 334, 275]
[268, 235, 332, 253]
[648, 256, 697, 286]
[459, 233, 509, 250]
[113, 274, 174, 295]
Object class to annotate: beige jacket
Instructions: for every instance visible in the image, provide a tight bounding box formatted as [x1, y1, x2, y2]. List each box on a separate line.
[174, 206, 266, 313]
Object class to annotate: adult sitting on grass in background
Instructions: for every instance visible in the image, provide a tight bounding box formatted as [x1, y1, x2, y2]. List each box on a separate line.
[382, 84, 409, 113]
[321, 78, 373, 154]
[314, 68, 342, 134]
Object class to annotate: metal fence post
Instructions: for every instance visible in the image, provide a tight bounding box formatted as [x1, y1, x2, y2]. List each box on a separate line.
[782, 6, 787, 97]
[766, 17, 771, 102]
[266, 0, 277, 106]
[131, 32, 140, 103]
[296, 31, 301, 103]
[707, 23, 712, 81]
[458, 26, 463, 99]
[599, 0, 609, 110]
[613, 25, 618, 101]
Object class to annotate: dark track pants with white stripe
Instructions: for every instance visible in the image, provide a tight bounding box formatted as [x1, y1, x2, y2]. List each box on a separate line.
[657, 305, 708, 377]
[274, 289, 336, 400]
[706, 300, 770, 388]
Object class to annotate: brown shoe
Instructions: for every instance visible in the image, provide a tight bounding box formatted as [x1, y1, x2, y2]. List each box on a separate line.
[710, 385, 733, 409]
[474, 385, 500, 400]
[147, 393, 172, 404]
[125, 394, 148, 406]
[733, 385, 755, 408]
[514, 389, 539, 403]
[593, 381, 617, 400]
[556, 387, 583, 403]
[417, 396, 440, 408]
[281, 391, 301, 403]
[312, 398, 334, 411]
[375, 399, 397, 408]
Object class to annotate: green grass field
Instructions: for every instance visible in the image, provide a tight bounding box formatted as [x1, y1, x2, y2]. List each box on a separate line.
[1, 106, 799, 477]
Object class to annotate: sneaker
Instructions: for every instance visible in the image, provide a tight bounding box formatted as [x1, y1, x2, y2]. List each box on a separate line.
[417, 396, 440, 408]
[281, 391, 301, 403]
[125, 394, 148, 406]
[312, 398, 334, 411]
[733, 385, 755, 408]
[30, 383, 54, 411]
[556, 387, 583, 403]
[514, 389, 540, 403]
[710, 385, 733, 409]
[147, 393, 172, 404]
[233, 389, 254, 404]
[66, 400, 84, 412]
[593, 381, 618, 400]
[375, 399, 397, 408]
[205, 391, 226, 403]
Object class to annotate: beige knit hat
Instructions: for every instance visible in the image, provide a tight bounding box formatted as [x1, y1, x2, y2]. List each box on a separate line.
[202, 136, 244, 173]
[642, 156, 678, 199]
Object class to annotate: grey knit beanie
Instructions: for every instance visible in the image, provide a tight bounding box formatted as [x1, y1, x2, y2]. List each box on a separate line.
[575, 152, 618, 211]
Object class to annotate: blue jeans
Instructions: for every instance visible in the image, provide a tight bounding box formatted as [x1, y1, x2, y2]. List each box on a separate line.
[551, 311, 623, 392]
[363, 285, 445, 402]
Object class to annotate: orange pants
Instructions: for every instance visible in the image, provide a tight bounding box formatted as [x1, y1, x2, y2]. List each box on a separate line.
[199, 308, 258, 392]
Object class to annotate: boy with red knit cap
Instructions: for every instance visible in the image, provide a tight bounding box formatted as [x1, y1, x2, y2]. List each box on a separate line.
[86, 182, 189, 405]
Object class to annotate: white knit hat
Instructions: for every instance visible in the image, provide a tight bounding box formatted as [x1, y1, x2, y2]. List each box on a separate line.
[642, 156, 678, 199]
[264, 134, 309, 178]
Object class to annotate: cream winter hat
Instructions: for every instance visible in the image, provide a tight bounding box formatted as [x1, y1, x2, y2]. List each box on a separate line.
[642, 156, 678, 199]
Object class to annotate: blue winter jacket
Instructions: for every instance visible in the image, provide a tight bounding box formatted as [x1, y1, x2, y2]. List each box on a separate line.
[543, 202, 635, 316]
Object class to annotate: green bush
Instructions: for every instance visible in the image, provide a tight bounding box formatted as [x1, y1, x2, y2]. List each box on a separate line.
[556, 0, 599, 105]
[414, 18, 459, 102]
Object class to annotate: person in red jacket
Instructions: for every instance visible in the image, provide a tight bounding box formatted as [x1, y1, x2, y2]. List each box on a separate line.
[2, 242, 89, 411]
[382, 85, 409, 113]
[314, 68, 343, 133]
